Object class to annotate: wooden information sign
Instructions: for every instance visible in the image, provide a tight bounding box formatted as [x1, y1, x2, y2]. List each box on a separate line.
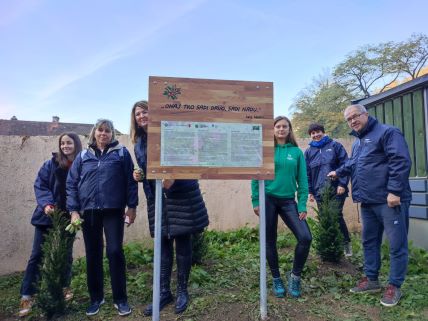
[147, 76, 274, 180]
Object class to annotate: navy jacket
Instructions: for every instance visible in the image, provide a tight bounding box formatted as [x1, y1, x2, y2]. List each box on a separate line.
[304, 138, 349, 201]
[32, 154, 70, 226]
[336, 116, 412, 204]
[67, 141, 138, 212]
[134, 134, 209, 238]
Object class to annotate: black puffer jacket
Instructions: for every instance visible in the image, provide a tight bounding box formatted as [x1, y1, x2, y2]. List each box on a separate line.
[146, 180, 209, 238]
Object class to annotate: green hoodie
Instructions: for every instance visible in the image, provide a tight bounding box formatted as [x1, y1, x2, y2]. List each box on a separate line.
[251, 143, 308, 212]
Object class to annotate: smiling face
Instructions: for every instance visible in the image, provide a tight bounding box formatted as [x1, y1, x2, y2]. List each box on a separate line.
[95, 124, 113, 149]
[274, 119, 289, 143]
[60, 135, 75, 158]
[310, 130, 325, 142]
[344, 106, 369, 133]
[134, 106, 148, 130]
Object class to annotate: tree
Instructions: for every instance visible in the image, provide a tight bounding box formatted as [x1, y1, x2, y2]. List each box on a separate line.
[37, 210, 73, 319]
[333, 42, 399, 97]
[312, 183, 344, 263]
[291, 74, 354, 138]
[394, 33, 428, 79]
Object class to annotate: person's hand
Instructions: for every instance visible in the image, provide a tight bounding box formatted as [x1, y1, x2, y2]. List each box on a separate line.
[309, 194, 315, 202]
[337, 186, 346, 195]
[44, 205, 54, 215]
[299, 212, 307, 220]
[387, 193, 401, 208]
[70, 211, 81, 223]
[133, 170, 142, 182]
[162, 179, 175, 190]
[124, 208, 137, 226]
[327, 171, 337, 180]
[253, 207, 260, 216]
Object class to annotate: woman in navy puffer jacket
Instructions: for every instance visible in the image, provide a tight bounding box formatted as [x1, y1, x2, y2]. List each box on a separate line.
[19, 132, 82, 317]
[130, 100, 208, 315]
[67, 119, 138, 317]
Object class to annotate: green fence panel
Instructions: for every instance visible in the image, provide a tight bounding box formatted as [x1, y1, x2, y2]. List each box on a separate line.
[403, 93, 416, 177]
[377, 104, 385, 123]
[413, 90, 427, 177]
[384, 100, 393, 125]
[368, 106, 376, 117]
[393, 97, 403, 132]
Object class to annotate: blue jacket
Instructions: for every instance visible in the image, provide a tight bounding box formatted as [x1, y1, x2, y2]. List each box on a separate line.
[67, 141, 138, 212]
[336, 116, 412, 204]
[304, 137, 349, 201]
[32, 154, 70, 226]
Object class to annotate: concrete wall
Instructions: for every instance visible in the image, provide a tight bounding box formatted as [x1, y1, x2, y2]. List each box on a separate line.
[0, 135, 361, 275]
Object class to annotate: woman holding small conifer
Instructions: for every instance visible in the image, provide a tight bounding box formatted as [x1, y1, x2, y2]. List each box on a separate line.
[19, 132, 82, 317]
[130, 100, 209, 315]
[251, 116, 311, 299]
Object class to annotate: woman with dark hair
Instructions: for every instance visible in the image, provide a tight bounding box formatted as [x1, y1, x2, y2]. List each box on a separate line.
[19, 132, 82, 317]
[67, 119, 138, 316]
[251, 116, 311, 298]
[304, 123, 352, 256]
[131, 100, 209, 315]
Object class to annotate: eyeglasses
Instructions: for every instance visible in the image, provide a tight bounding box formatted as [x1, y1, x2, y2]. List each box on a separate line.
[345, 113, 365, 123]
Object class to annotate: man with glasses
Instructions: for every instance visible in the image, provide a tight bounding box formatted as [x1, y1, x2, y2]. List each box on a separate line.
[328, 104, 411, 307]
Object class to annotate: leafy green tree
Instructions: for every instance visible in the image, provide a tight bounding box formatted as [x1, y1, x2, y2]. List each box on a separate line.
[333, 42, 399, 97]
[312, 183, 344, 263]
[394, 33, 428, 79]
[291, 75, 354, 138]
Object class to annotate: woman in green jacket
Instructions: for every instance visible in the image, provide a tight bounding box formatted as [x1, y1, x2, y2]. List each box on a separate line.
[251, 116, 311, 298]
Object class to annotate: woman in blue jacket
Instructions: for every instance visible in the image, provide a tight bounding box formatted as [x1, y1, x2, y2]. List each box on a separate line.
[304, 123, 352, 256]
[19, 132, 82, 317]
[67, 119, 138, 317]
[130, 100, 208, 315]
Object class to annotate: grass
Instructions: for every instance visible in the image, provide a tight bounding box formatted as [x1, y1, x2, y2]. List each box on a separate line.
[1, 227, 427, 320]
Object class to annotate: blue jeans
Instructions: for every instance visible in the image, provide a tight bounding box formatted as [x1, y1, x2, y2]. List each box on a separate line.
[361, 202, 409, 288]
[21, 226, 74, 296]
[265, 196, 312, 278]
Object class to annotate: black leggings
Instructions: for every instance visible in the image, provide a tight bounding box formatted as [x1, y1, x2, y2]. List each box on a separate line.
[161, 234, 192, 282]
[265, 196, 312, 278]
[82, 209, 127, 303]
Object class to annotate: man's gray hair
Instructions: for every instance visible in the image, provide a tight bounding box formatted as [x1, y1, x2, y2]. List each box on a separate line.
[88, 119, 116, 145]
[345, 104, 367, 115]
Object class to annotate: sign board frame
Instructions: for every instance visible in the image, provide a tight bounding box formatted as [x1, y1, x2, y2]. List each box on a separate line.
[147, 76, 274, 180]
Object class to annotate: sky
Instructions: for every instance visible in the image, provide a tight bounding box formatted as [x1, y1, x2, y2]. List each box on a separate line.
[1, 0, 427, 133]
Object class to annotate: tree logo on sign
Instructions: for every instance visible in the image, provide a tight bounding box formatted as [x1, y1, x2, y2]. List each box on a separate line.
[163, 84, 181, 100]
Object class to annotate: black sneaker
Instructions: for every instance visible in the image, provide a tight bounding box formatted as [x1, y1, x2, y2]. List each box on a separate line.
[86, 299, 105, 316]
[114, 301, 132, 316]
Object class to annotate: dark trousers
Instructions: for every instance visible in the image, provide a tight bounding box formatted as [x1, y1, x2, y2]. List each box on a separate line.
[161, 234, 192, 287]
[21, 225, 73, 296]
[316, 196, 351, 243]
[82, 209, 127, 303]
[361, 202, 409, 287]
[265, 196, 312, 278]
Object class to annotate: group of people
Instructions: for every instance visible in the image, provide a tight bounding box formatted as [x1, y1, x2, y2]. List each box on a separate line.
[18, 100, 208, 317]
[18, 101, 411, 317]
[252, 104, 411, 308]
